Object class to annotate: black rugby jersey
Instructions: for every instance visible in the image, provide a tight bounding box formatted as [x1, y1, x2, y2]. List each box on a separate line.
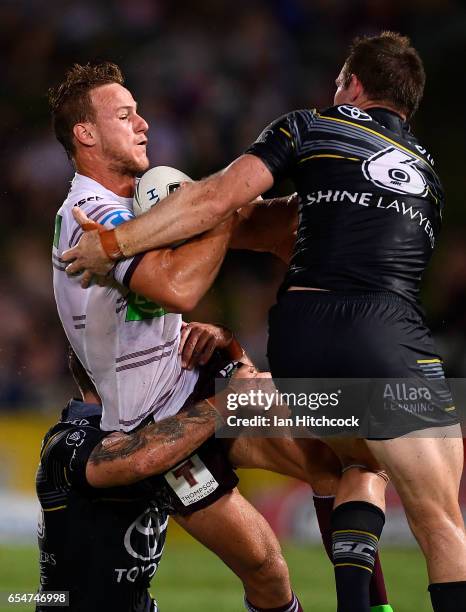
[246, 105, 444, 305]
[36, 400, 167, 612]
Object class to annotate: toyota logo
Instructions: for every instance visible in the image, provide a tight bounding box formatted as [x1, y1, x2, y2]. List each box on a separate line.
[337, 105, 372, 121]
[124, 508, 168, 561]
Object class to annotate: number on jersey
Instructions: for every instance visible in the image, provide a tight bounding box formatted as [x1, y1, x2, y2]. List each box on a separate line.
[362, 146, 428, 196]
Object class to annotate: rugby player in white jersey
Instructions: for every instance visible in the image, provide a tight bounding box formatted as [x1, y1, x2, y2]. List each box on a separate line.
[50, 62, 306, 612]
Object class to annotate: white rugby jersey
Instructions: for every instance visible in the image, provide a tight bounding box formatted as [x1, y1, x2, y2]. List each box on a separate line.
[53, 173, 199, 432]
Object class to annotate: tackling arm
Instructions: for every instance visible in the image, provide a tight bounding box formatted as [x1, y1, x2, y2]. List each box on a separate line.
[86, 400, 217, 488]
[117, 154, 274, 256]
[62, 155, 274, 275]
[231, 194, 299, 263]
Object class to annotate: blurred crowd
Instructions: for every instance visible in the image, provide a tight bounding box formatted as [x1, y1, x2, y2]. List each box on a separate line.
[0, 0, 465, 411]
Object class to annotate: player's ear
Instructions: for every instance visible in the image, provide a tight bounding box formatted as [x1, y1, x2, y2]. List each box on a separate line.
[73, 122, 97, 148]
[348, 74, 364, 103]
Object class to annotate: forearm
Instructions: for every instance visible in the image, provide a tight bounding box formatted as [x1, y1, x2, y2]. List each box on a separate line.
[230, 194, 298, 262]
[86, 401, 218, 487]
[117, 178, 232, 257]
[115, 155, 273, 257]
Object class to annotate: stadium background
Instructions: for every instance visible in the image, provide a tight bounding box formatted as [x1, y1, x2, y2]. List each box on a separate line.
[0, 0, 465, 610]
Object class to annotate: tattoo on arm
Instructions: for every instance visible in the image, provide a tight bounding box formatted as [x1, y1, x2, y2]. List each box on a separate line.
[88, 401, 216, 466]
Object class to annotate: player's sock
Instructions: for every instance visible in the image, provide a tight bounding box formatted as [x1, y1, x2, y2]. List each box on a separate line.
[331, 501, 385, 612]
[313, 494, 334, 558]
[428, 581, 466, 612]
[313, 495, 390, 609]
[369, 551, 389, 606]
[244, 592, 303, 611]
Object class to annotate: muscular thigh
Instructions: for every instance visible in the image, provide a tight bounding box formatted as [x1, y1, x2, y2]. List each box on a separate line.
[366, 425, 464, 509]
[174, 487, 282, 571]
[224, 437, 341, 493]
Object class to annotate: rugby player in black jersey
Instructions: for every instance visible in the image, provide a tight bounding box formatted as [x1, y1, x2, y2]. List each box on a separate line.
[37, 347, 216, 612]
[65, 32, 466, 612]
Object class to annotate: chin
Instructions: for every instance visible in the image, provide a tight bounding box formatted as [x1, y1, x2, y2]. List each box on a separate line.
[139, 156, 150, 173]
[121, 157, 150, 177]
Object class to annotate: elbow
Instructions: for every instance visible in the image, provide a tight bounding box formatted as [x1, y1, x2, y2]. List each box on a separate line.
[136, 276, 201, 313]
[161, 291, 200, 314]
[159, 276, 202, 313]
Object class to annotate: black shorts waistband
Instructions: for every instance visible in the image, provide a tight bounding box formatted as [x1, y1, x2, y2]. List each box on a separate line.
[284, 289, 409, 303]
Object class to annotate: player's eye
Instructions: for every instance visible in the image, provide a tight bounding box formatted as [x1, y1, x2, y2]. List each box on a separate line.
[119, 115, 128, 120]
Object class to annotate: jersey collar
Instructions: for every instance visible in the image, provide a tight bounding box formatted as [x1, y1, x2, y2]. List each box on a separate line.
[63, 398, 103, 421]
[366, 107, 409, 136]
[73, 173, 133, 207]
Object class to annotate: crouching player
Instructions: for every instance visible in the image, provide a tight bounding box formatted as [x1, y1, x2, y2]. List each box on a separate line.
[37, 339, 309, 612]
[36, 347, 218, 611]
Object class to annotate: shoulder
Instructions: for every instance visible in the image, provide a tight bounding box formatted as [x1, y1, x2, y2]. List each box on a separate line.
[270, 108, 318, 130]
[40, 420, 105, 468]
[60, 177, 135, 234]
[252, 109, 318, 147]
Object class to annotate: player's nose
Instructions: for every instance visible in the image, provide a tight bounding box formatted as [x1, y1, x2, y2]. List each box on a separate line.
[135, 113, 149, 134]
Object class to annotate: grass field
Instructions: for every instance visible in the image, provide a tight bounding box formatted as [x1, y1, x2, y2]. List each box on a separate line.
[0, 536, 432, 612]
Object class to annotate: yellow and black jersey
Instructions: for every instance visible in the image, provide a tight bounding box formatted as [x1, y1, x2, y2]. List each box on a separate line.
[246, 104, 443, 306]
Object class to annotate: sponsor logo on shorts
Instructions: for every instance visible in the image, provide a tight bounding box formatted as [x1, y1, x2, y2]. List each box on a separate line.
[165, 454, 219, 506]
[124, 508, 166, 562]
[114, 508, 168, 584]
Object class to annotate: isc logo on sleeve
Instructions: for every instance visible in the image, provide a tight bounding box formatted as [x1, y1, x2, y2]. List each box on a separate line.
[164, 454, 218, 506]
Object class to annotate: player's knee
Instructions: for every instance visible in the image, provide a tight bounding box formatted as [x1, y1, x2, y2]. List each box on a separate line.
[408, 497, 464, 542]
[244, 547, 290, 589]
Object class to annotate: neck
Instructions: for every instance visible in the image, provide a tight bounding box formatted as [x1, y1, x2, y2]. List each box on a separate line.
[75, 157, 135, 198]
[358, 99, 406, 121]
[82, 391, 102, 405]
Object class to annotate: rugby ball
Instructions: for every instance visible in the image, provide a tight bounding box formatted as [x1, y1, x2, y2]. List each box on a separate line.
[133, 166, 193, 217]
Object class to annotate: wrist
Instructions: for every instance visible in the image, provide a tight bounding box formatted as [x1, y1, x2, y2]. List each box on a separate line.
[226, 337, 244, 361]
[214, 324, 252, 365]
[100, 228, 123, 261]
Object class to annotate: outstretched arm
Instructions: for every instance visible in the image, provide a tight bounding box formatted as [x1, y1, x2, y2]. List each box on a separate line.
[62, 155, 274, 275]
[86, 400, 218, 488]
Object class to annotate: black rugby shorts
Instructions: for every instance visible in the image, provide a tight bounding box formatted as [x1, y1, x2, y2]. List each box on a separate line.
[268, 291, 458, 438]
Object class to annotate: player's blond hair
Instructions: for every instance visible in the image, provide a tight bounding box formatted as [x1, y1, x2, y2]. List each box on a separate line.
[49, 62, 124, 158]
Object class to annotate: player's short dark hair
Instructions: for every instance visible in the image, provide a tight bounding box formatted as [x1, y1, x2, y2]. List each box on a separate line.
[68, 345, 97, 399]
[341, 31, 425, 119]
[48, 62, 125, 158]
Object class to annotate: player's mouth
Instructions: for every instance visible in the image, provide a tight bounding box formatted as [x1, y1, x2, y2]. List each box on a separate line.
[137, 139, 147, 146]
